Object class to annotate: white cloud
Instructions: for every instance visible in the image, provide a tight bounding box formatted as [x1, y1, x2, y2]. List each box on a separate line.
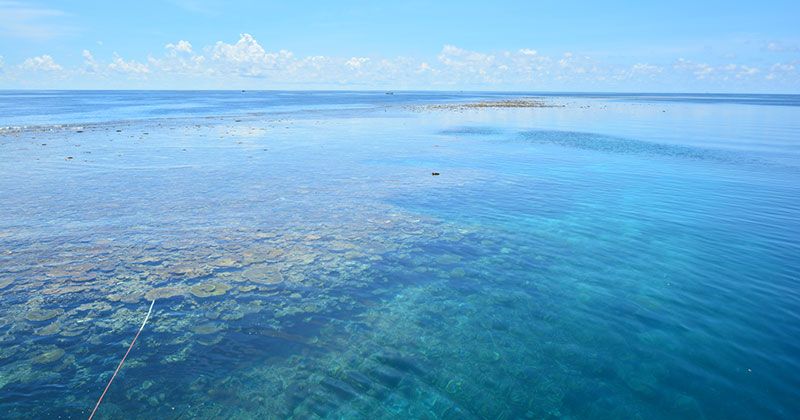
[345, 57, 370, 70]
[438, 45, 495, 68]
[770, 62, 796, 73]
[673, 59, 764, 81]
[0, 1, 74, 39]
[209, 33, 296, 77]
[437, 45, 499, 83]
[738, 65, 759, 77]
[433, 45, 615, 85]
[210, 33, 267, 63]
[20, 55, 62, 72]
[108, 54, 150, 75]
[631, 63, 663, 74]
[674, 58, 714, 79]
[148, 53, 207, 75]
[82, 49, 99, 73]
[166, 40, 193, 54]
[765, 61, 798, 81]
[612, 63, 663, 81]
[2, 34, 795, 90]
[765, 42, 799, 53]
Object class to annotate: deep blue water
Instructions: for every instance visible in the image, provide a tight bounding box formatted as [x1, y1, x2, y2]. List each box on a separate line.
[0, 91, 799, 419]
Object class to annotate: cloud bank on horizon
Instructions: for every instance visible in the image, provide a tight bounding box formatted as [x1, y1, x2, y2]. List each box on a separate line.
[0, 1, 798, 92]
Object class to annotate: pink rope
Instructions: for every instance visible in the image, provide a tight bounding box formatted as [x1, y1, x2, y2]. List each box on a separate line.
[88, 299, 155, 420]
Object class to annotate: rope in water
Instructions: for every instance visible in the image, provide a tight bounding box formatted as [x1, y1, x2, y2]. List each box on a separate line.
[88, 299, 156, 420]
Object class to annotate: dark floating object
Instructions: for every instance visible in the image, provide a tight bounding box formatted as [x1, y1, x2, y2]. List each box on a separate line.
[385, 91, 394, 95]
[65, 156, 73, 160]
[116, 129, 122, 132]
[432, 172, 440, 176]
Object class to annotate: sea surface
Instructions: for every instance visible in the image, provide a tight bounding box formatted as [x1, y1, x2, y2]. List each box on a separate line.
[0, 91, 798, 419]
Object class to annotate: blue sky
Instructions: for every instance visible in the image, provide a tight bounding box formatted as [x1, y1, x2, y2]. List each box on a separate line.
[0, 0, 798, 91]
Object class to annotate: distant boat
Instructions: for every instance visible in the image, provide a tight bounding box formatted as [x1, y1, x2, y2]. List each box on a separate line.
[385, 91, 394, 95]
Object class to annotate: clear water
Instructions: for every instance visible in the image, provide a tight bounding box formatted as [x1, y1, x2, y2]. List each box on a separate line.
[0, 91, 798, 419]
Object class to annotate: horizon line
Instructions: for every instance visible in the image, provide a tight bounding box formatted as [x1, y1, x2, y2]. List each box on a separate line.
[1, 89, 799, 96]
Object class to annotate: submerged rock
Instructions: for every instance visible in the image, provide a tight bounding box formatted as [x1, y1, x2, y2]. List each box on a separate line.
[33, 347, 65, 364]
[168, 265, 210, 279]
[144, 286, 186, 301]
[242, 265, 283, 284]
[134, 256, 163, 266]
[25, 308, 63, 322]
[34, 321, 61, 336]
[190, 282, 232, 298]
[76, 301, 113, 312]
[212, 257, 239, 268]
[197, 335, 224, 346]
[192, 322, 223, 335]
[328, 241, 357, 252]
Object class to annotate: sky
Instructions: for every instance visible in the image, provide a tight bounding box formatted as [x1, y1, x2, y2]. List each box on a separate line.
[0, 0, 798, 92]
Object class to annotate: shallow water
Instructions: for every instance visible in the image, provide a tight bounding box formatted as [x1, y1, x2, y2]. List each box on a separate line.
[0, 91, 799, 419]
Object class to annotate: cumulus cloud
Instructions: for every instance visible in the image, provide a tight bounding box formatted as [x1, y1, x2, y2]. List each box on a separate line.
[210, 33, 266, 63]
[415, 62, 434, 74]
[433, 45, 615, 85]
[108, 54, 150, 75]
[346, 57, 370, 70]
[209, 33, 295, 77]
[20, 55, 62, 72]
[765, 61, 798, 81]
[166, 40, 193, 54]
[611, 63, 663, 81]
[437, 45, 499, 83]
[765, 42, 799, 53]
[149, 40, 207, 76]
[674, 58, 714, 79]
[674, 59, 765, 81]
[438, 45, 495, 69]
[82, 49, 99, 73]
[1, 33, 796, 90]
[738, 65, 759, 77]
[631, 63, 663, 74]
[149, 53, 206, 75]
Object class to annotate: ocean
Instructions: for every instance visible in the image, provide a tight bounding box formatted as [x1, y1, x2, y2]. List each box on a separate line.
[0, 91, 798, 419]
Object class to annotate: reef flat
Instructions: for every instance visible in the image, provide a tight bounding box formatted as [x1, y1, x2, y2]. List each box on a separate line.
[1, 91, 799, 419]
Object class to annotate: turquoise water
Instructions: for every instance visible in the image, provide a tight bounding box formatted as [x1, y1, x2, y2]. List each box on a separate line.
[0, 92, 799, 419]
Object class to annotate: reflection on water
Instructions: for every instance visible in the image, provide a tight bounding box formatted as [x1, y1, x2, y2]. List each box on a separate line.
[1, 92, 799, 419]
